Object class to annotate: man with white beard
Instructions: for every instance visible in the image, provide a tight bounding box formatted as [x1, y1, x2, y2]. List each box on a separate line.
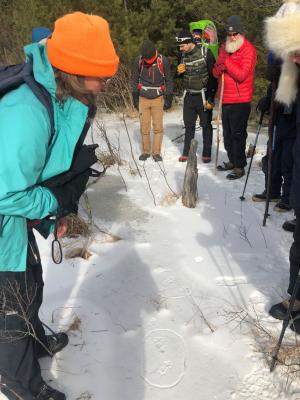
[213, 15, 257, 179]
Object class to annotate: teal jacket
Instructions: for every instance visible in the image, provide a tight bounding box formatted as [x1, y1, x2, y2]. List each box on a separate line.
[0, 43, 89, 272]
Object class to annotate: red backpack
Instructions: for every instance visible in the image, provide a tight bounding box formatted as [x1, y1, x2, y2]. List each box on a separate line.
[137, 54, 166, 93]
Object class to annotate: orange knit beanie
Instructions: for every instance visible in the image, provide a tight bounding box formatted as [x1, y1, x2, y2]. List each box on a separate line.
[47, 12, 119, 77]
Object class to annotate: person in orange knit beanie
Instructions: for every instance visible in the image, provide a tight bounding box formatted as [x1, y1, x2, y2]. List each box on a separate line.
[0, 11, 118, 400]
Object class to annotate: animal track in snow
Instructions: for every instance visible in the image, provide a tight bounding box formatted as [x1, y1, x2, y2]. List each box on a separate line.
[142, 329, 187, 389]
[216, 276, 248, 287]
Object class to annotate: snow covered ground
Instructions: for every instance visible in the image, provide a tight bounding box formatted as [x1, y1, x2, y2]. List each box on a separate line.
[2, 109, 299, 399]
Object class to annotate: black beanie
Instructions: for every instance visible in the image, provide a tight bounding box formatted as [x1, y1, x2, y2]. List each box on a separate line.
[227, 15, 244, 34]
[176, 29, 193, 44]
[140, 40, 157, 59]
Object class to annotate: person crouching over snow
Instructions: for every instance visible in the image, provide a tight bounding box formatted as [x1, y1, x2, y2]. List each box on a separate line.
[0, 12, 118, 400]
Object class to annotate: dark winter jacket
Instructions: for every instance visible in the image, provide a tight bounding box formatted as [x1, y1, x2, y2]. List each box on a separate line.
[132, 54, 173, 100]
[290, 80, 300, 213]
[213, 39, 256, 104]
[179, 45, 217, 103]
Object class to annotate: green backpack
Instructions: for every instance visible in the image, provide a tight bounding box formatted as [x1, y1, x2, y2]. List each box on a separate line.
[189, 20, 219, 59]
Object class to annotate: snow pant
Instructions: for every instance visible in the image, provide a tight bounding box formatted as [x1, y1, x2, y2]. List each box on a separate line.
[0, 230, 47, 399]
[222, 103, 251, 169]
[139, 96, 164, 155]
[261, 111, 296, 203]
[288, 214, 300, 300]
[182, 93, 213, 157]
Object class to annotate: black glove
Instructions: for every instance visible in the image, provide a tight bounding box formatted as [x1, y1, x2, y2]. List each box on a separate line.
[256, 96, 270, 113]
[71, 144, 98, 175]
[42, 144, 98, 188]
[163, 94, 173, 111]
[132, 92, 139, 110]
[49, 169, 90, 215]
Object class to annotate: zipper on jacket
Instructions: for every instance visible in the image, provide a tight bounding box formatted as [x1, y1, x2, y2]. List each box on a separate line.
[236, 82, 240, 96]
[29, 241, 39, 264]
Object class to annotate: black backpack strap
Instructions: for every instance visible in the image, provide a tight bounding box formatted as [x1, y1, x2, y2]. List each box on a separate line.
[22, 62, 55, 143]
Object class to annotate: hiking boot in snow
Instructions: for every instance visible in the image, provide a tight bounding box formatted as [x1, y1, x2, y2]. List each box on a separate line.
[37, 332, 69, 358]
[273, 201, 292, 212]
[139, 153, 150, 161]
[153, 154, 163, 162]
[178, 155, 188, 162]
[282, 218, 297, 233]
[252, 191, 280, 202]
[269, 298, 300, 320]
[290, 315, 300, 334]
[34, 383, 66, 400]
[217, 161, 234, 171]
[226, 168, 245, 180]
[202, 156, 211, 163]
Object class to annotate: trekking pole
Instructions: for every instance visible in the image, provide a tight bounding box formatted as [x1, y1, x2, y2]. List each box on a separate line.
[263, 81, 277, 227]
[270, 271, 300, 372]
[240, 111, 265, 201]
[214, 73, 225, 172]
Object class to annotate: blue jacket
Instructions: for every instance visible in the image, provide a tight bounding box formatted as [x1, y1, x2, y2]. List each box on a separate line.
[0, 43, 89, 271]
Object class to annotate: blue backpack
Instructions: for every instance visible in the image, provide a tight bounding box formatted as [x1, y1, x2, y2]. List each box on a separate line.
[0, 60, 55, 230]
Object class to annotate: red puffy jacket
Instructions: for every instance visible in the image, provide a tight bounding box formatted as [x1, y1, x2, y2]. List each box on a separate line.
[212, 38, 257, 104]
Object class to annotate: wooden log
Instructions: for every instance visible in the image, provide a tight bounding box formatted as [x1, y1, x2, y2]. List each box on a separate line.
[182, 139, 198, 208]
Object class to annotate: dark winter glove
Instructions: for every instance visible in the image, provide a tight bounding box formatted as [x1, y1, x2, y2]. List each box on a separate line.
[42, 144, 98, 188]
[49, 169, 90, 215]
[214, 63, 226, 75]
[256, 96, 270, 113]
[132, 92, 139, 111]
[71, 144, 98, 176]
[163, 94, 173, 111]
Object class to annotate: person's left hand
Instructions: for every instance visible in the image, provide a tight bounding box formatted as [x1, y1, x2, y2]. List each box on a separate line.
[56, 217, 68, 238]
[163, 94, 173, 110]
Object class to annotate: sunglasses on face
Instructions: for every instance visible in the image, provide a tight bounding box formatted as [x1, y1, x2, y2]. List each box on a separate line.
[227, 32, 239, 37]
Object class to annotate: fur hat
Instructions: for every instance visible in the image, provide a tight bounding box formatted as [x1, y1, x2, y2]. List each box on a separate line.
[265, 10, 300, 105]
[140, 40, 156, 60]
[276, 0, 300, 16]
[227, 15, 244, 34]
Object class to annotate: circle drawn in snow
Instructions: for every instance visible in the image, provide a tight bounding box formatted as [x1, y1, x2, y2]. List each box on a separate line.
[142, 329, 186, 389]
[158, 270, 192, 299]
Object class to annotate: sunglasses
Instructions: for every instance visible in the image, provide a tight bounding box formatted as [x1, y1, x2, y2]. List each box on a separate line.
[227, 32, 239, 37]
[175, 36, 192, 43]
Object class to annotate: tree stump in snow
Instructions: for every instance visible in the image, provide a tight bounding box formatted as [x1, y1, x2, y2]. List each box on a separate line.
[182, 139, 198, 208]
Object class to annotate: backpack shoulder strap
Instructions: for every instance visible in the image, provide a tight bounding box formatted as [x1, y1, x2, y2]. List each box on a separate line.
[157, 54, 165, 77]
[0, 61, 55, 142]
[22, 62, 55, 140]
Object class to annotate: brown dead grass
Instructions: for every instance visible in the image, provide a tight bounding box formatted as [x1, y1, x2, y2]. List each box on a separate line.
[159, 192, 180, 206]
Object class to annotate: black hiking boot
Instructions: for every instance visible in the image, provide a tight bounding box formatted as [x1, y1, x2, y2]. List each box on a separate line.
[34, 383, 66, 400]
[273, 201, 292, 212]
[217, 161, 234, 171]
[139, 153, 150, 161]
[226, 168, 245, 180]
[269, 300, 300, 320]
[37, 332, 69, 358]
[153, 154, 163, 162]
[282, 218, 297, 233]
[252, 191, 280, 202]
[290, 315, 300, 334]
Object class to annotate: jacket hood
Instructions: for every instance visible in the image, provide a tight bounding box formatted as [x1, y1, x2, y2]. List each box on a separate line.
[24, 42, 57, 96]
[265, 12, 300, 58]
